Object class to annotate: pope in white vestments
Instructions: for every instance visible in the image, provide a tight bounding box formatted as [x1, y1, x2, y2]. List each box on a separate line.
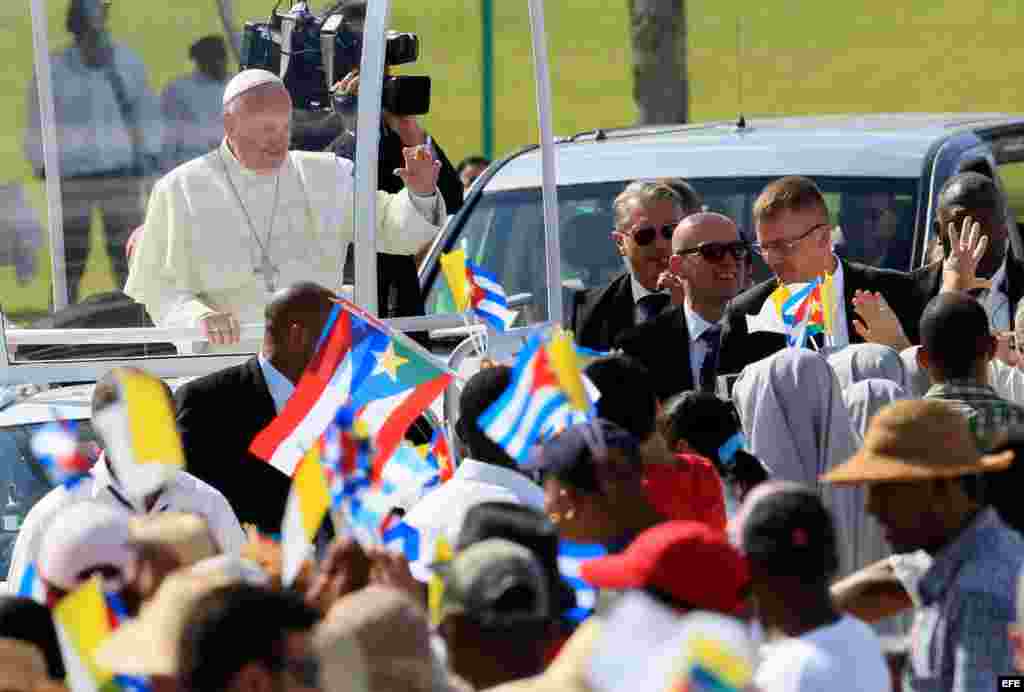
[125, 69, 444, 347]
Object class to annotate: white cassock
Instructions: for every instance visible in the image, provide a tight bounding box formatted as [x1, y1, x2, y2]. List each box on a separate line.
[125, 140, 444, 346]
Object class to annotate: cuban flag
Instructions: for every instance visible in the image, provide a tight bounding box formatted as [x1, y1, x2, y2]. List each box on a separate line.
[780, 278, 825, 348]
[478, 327, 597, 465]
[440, 248, 517, 331]
[250, 302, 360, 476]
[559, 540, 606, 624]
[30, 421, 93, 489]
[320, 407, 421, 562]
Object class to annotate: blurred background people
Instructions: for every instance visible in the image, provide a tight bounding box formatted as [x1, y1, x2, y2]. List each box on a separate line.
[160, 35, 229, 172]
[178, 584, 321, 692]
[435, 539, 557, 689]
[657, 391, 770, 512]
[731, 483, 889, 691]
[457, 155, 490, 193]
[24, 0, 161, 303]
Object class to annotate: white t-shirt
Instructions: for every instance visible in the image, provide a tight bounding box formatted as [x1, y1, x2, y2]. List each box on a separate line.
[755, 615, 889, 692]
[403, 458, 545, 580]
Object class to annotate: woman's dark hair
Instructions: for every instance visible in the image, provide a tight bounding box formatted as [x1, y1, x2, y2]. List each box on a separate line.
[659, 391, 742, 466]
[536, 420, 642, 494]
[178, 585, 319, 692]
[457, 502, 576, 614]
[0, 597, 65, 679]
[659, 391, 769, 489]
[584, 356, 658, 441]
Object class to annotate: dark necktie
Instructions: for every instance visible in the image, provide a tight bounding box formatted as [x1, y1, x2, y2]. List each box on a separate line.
[699, 325, 722, 392]
[635, 292, 670, 325]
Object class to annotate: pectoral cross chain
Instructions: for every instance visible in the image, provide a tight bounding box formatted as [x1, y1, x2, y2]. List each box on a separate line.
[254, 254, 280, 293]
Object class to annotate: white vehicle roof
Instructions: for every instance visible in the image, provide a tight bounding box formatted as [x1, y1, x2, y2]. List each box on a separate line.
[0, 378, 195, 428]
[485, 113, 1024, 191]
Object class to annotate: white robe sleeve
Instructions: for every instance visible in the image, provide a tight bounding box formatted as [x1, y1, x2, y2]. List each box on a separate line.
[124, 175, 217, 326]
[330, 157, 444, 255]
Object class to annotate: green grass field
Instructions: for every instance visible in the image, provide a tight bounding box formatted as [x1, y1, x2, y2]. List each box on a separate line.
[1, 0, 1023, 320]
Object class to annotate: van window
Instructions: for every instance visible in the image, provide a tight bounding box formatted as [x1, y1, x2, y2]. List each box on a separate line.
[424, 176, 920, 327]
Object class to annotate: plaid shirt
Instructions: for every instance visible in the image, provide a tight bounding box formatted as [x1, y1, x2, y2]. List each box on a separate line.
[905, 508, 1024, 692]
[924, 379, 1024, 449]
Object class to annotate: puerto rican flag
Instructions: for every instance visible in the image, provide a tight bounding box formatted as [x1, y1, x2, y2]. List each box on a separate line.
[250, 303, 358, 476]
[252, 298, 453, 481]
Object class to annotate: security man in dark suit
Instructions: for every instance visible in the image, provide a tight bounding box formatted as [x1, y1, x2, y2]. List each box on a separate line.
[573, 180, 702, 351]
[718, 176, 928, 376]
[912, 172, 1024, 331]
[174, 282, 336, 534]
[616, 212, 749, 401]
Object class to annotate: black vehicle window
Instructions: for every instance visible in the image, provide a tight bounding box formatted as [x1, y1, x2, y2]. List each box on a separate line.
[0, 421, 97, 580]
[425, 176, 919, 328]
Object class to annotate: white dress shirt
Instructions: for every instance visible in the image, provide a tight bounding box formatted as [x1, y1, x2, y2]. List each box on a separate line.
[7, 457, 246, 591]
[125, 141, 444, 341]
[684, 301, 717, 388]
[828, 256, 851, 348]
[403, 458, 545, 580]
[257, 353, 295, 414]
[984, 264, 1011, 331]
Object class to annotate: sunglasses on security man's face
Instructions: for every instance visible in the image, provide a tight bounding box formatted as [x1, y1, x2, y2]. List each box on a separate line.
[675, 241, 751, 263]
[626, 222, 678, 247]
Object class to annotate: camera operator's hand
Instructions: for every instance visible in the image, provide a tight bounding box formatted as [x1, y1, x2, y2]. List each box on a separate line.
[396, 145, 440, 196]
[336, 70, 360, 97]
[336, 70, 427, 147]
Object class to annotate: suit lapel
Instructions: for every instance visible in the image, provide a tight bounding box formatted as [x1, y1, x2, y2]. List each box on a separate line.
[609, 274, 637, 338]
[671, 307, 695, 391]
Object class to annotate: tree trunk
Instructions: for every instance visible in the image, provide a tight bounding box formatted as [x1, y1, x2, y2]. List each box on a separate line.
[630, 0, 688, 125]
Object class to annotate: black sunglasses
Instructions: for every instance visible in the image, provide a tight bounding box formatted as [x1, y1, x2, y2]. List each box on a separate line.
[675, 241, 751, 263]
[627, 222, 678, 247]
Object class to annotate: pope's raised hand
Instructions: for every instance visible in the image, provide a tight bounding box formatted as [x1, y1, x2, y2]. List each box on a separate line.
[395, 144, 441, 196]
[200, 311, 241, 345]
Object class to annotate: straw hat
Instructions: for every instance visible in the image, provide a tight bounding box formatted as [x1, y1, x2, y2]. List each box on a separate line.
[821, 399, 1013, 485]
[93, 567, 246, 676]
[129, 513, 218, 567]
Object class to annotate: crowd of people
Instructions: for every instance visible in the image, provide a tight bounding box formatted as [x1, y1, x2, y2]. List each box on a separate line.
[12, 1, 1024, 691]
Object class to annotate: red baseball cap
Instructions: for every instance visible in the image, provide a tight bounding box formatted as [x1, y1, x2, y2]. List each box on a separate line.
[580, 521, 749, 615]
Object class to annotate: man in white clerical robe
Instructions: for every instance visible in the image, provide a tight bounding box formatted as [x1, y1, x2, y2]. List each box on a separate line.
[124, 69, 443, 350]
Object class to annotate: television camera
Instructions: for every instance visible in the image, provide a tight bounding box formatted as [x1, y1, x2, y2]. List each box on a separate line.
[240, 1, 431, 115]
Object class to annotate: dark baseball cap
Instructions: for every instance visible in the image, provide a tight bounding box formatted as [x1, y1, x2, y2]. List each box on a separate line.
[434, 539, 553, 628]
[580, 521, 749, 615]
[457, 502, 576, 614]
[731, 482, 839, 579]
[523, 419, 641, 474]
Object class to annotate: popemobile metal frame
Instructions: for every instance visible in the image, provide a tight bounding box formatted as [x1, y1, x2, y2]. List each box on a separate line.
[12, 0, 566, 403]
